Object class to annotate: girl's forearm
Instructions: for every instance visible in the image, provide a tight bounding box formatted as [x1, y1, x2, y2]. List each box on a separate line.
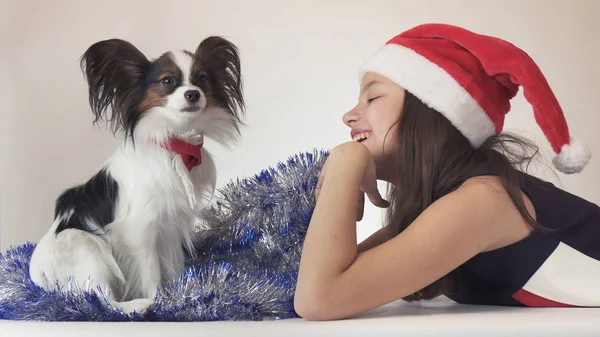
[296, 148, 368, 294]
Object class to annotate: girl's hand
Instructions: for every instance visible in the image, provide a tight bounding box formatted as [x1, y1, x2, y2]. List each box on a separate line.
[315, 142, 389, 220]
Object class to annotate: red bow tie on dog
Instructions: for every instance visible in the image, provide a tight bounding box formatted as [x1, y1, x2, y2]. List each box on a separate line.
[162, 138, 203, 171]
[160, 136, 204, 209]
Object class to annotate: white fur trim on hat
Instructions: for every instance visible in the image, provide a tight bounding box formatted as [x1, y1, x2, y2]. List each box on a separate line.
[359, 43, 496, 148]
[552, 137, 592, 174]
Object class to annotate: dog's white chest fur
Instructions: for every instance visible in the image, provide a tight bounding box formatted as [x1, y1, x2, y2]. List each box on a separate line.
[105, 143, 216, 297]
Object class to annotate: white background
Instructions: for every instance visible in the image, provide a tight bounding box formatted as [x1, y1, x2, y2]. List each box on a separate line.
[1, 0, 599, 251]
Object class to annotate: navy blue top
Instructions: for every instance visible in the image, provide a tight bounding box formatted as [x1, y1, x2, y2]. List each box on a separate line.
[444, 172, 600, 307]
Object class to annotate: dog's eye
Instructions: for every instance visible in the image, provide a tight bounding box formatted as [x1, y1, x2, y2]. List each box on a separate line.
[161, 77, 174, 85]
[197, 74, 206, 82]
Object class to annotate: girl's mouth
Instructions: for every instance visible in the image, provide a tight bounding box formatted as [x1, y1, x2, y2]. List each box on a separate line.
[352, 132, 372, 142]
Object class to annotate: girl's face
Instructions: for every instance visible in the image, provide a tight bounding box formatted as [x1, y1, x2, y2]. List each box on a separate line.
[342, 72, 405, 182]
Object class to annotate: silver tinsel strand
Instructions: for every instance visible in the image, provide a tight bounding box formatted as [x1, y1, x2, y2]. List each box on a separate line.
[0, 149, 329, 321]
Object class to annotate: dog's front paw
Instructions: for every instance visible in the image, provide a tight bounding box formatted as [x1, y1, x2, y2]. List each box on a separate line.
[113, 298, 155, 315]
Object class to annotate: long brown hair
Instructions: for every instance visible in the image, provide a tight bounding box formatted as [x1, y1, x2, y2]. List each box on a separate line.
[385, 90, 548, 301]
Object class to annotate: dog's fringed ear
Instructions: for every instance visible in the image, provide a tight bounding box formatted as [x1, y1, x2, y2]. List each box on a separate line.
[195, 37, 245, 119]
[80, 39, 150, 136]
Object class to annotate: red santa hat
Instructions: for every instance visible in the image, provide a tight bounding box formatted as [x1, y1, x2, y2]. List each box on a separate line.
[360, 23, 591, 174]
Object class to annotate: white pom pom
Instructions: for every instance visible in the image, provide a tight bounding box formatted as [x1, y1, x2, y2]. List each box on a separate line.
[552, 137, 592, 174]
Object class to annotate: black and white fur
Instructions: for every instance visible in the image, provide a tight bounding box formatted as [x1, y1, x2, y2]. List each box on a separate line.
[28, 37, 245, 314]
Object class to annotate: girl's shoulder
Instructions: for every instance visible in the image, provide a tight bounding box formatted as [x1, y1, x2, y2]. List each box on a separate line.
[454, 171, 600, 251]
[449, 174, 535, 252]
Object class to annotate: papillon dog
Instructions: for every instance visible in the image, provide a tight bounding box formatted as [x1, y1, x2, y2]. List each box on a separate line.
[28, 36, 245, 314]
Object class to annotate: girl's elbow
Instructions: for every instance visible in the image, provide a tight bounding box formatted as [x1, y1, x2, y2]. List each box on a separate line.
[294, 295, 334, 321]
[294, 289, 348, 321]
[294, 276, 353, 321]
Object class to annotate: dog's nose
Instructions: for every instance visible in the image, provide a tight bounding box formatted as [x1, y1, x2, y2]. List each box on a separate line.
[184, 90, 201, 103]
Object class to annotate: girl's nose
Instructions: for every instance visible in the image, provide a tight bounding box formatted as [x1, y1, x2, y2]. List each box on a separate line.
[342, 107, 360, 126]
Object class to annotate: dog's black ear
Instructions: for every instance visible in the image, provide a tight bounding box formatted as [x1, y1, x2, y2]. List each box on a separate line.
[195, 36, 245, 118]
[80, 39, 150, 135]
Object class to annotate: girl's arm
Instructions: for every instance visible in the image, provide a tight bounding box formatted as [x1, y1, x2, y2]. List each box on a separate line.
[294, 141, 530, 321]
[357, 226, 392, 253]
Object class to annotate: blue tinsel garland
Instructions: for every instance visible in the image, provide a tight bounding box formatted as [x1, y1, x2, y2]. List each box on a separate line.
[0, 149, 329, 321]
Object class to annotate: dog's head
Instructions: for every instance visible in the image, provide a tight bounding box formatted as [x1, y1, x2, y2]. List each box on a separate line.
[80, 36, 245, 146]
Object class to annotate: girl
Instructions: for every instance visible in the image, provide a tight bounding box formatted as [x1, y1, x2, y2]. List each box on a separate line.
[294, 23, 598, 321]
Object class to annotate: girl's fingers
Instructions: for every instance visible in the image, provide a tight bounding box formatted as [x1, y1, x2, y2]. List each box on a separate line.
[366, 188, 390, 208]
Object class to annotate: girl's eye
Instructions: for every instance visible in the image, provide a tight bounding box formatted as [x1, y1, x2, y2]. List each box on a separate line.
[367, 96, 380, 103]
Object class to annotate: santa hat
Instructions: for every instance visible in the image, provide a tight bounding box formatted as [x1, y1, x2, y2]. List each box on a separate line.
[360, 23, 591, 174]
